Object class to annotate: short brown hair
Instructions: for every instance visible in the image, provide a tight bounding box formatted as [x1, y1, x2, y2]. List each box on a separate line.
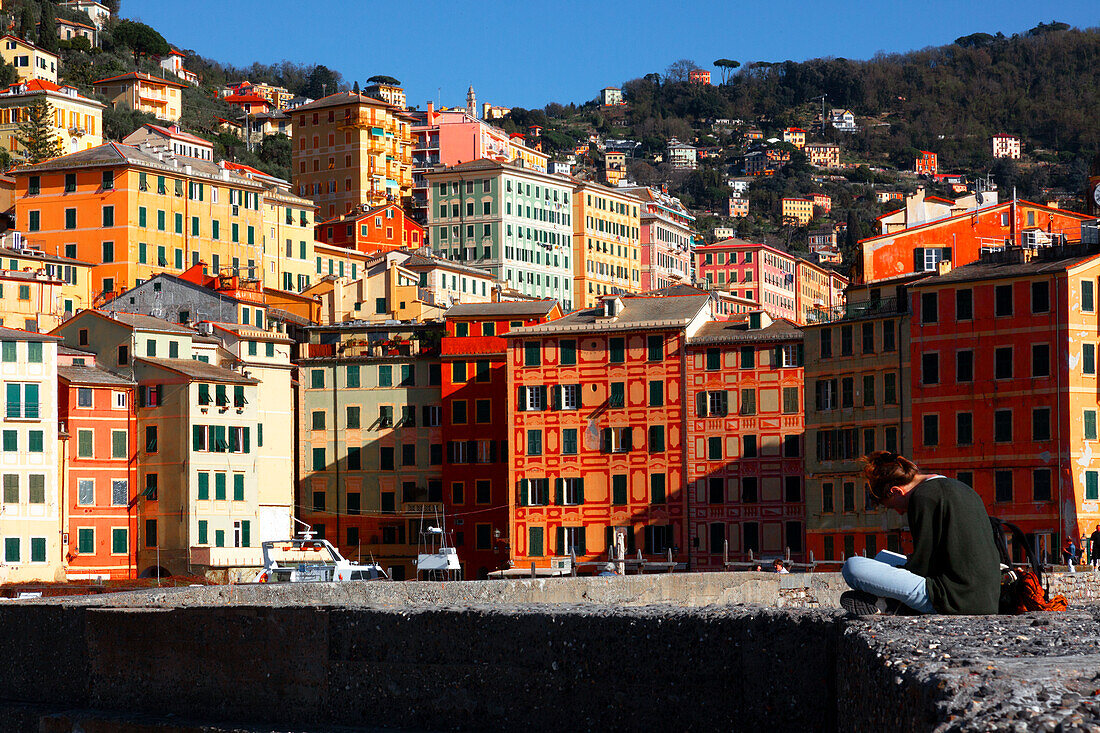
[862, 451, 918, 504]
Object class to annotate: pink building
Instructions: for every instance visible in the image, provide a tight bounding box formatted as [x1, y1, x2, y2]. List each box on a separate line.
[410, 103, 549, 222]
[623, 186, 694, 292]
[696, 239, 798, 322]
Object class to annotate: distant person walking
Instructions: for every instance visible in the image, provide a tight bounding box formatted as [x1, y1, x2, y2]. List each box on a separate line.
[1091, 525, 1100, 570]
[840, 452, 1001, 616]
[1061, 538, 1079, 568]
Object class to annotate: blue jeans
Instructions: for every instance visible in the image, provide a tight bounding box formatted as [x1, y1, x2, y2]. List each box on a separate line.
[841, 556, 937, 614]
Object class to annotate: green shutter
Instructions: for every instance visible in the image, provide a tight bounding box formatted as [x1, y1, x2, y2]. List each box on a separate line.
[529, 527, 543, 557]
[112, 528, 127, 554]
[242, 427, 250, 454]
[198, 520, 208, 544]
[193, 425, 203, 450]
[215, 473, 226, 500]
[197, 472, 209, 500]
[241, 520, 250, 548]
[519, 479, 528, 507]
[31, 537, 46, 562]
[554, 477, 563, 505]
[233, 473, 244, 501]
[556, 527, 566, 555]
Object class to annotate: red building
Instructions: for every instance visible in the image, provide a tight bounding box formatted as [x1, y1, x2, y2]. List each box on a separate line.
[908, 249, 1100, 560]
[857, 199, 1093, 285]
[696, 239, 800, 322]
[507, 291, 712, 570]
[684, 314, 806, 568]
[58, 347, 138, 580]
[688, 69, 711, 85]
[315, 203, 425, 255]
[914, 150, 938, 176]
[440, 300, 561, 578]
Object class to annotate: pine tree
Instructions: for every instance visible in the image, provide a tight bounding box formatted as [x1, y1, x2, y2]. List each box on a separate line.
[16, 97, 63, 164]
[18, 4, 35, 41]
[37, 1, 58, 53]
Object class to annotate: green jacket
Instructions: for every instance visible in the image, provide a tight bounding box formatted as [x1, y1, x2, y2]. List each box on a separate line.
[903, 477, 1001, 615]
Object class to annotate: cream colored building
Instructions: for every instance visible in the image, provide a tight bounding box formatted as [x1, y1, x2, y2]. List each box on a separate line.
[93, 72, 185, 123]
[0, 328, 61, 582]
[0, 79, 103, 162]
[365, 83, 406, 109]
[0, 35, 58, 84]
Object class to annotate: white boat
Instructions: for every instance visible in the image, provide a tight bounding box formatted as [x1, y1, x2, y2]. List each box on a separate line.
[416, 510, 462, 581]
[255, 520, 388, 583]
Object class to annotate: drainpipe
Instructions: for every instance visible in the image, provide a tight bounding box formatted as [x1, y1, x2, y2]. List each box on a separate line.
[1055, 272, 1064, 554]
[331, 349, 340, 546]
[680, 330, 692, 571]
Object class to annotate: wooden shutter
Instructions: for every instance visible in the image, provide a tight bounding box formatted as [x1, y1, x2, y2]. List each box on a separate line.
[539, 385, 549, 411]
[696, 391, 707, 417]
[556, 527, 566, 555]
[941, 247, 952, 264]
[554, 478, 563, 506]
[577, 477, 585, 505]
[192, 425, 203, 450]
[552, 385, 561, 410]
[241, 521, 250, 548]
[601, 428, 612, 453]
[913, 248, 925, 272]
[243, 427, 250, 453]
[517, 386, 527, 412]
[519, 479, 528, 507]
[622, 428, 633, 452]
[576, 528, 586, 556]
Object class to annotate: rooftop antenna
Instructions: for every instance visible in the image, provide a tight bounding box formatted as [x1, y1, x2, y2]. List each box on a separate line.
[292, 516, 315, 540]
[813, 94, 827, 135]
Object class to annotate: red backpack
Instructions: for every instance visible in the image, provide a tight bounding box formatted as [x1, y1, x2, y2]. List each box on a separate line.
[989, 518, 1067, 614]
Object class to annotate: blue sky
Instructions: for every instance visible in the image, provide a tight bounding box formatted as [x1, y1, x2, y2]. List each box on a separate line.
[124, 1, 1099, 110]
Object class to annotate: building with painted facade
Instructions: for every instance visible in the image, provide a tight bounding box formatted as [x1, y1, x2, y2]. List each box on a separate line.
[0, 327, 60, 582]
[291, 92, 414, 218]
[805, 143, 840, 168]
[93, 72, 184, 122]
[992, 134, 1021, 160]
[315, 202, 424, 254]
[624, 186, 693, 292]
[696, 240, 798, 322]
[426, 159, 574, 309]
[0, 80, 102, 163]
[572, 179, 641, 308]
[440, 300, 561, 578]
[0, 35, 58, 85]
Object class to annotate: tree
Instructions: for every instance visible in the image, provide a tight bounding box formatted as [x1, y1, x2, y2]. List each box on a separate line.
[16, 97, 63, 164]
[0, 57, 18, 88]
[18, 4, 36, 41]
[367, 75, 401, 85]
[713, 58, 741, 84]
[305, 65, 342, 99]
[352, 81, 359, 94]
[37, 1, 59, 53]
[112, 20, 170, 68]
[664, 59, 699, 83]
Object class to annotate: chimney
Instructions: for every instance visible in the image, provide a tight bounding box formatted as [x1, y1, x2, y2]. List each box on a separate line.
[936, 259, 953, 275]
[426, 101, 434, 118]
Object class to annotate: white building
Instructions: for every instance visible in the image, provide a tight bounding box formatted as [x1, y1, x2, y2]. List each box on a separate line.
[829, 108, 857, 132]
[60, 1, 110, 27]
[600, 87, 622, 106]
[992, 134, 1021, 160]
[666, 139, 697, 170]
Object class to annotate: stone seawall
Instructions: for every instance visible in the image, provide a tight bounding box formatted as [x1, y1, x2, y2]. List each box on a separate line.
[0, 572, 1098, 731]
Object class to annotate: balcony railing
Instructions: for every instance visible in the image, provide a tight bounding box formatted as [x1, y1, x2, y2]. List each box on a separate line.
[807, 296, 905, 325]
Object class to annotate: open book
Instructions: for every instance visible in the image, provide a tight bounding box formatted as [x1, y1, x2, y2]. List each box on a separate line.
[874, 550, 907, 567]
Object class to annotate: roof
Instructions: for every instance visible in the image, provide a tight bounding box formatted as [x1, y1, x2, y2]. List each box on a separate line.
[445, 301, 558, 319]
[56, 18, 95, 29]
[93, 72, 185, 89]
[224, 94, 270, 104]
[859, 199, 1092, 246]
[0, 326, 59, 342]
[59, 344, 94, 355]
[14, 142, 263, 187]
[134, 123, 211, 147]
[58, 365, 133, 386]
[399, 252, 492, 278]
[98, 310, 195, 334]
[289, 91, 398, 114]
[137, 357, 258, 384]
[910, 251, 1100, 288]
[509, 294, 710, 336]
[687, 318, 802, 345]
[209, 322, 294, 343]
[0, 35, 53, 55]
[0, 246, 92, 266]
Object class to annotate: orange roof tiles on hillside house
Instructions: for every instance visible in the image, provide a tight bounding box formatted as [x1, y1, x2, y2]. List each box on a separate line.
[92, 71, 185, 88]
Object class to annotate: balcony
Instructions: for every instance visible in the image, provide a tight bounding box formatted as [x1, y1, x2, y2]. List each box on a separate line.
[190, 546, 262, 568]
[807, 296, 905, 325]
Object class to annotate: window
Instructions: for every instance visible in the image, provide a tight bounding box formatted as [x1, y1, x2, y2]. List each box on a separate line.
[923, 414, 939, 447]
[995, 347, 1013, 379]
[77, 428, 93, 458]
[842, 482, 855, 513]
[994, 409, 1013, 443]
[1087, 471, 1100, 502]
[861, 322, 874, 354]
[819, 329, 832, 358]
[783, 434, 800, 457]
[781, 386, 799, 414]
[922, 353, 939, 385]
[994, 470, 1013, 503]
[524, 342, 540, 367]
[609, 338, 625, 363]
[882, 320, 895, 352]
[112, 429, 127, 458]
[1086, 410, 1098, 441]
[1031, 281, 1050, 313]
[1085, 344, 1097, 376]
[560, 339, 576, 365]
[840, 326, 852, 356]
[1032, 344, 1050, 378]
[648, 380, 664, 407]
[739, 346, 755, 369]
[562, 428, 578, 455]
[862, 375, 875, 406]
[609, 382, 624, 408]
[707, 436, 722, 460]
[1033, 407, 1051, 442]
[706, 348, 721, 370]
[742, 434, 757, 458]
[920, 292, 938, 324]
[739, 388, 756, 415]
[1083, 280, 1095, 312]
[956, 412, 973, 445]
[994, 284, 1013, 317]
[841, 377, 853, 408]
[526, 430, 542, 456]
[955, 289, 973, 320]
[956, 350, 974, 383]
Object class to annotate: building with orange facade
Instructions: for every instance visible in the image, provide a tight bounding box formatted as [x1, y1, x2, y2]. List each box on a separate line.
[914, 150, 938, 176]
[291, 92, 414, 219]
[804, 143, 840, 168]
[908, 247, 1100, 561]
[802, 273, 928, 563]
[856, 198, 1093, 284]
[781, 127, 806, 149]
[506, 291, 711, 570]
[315, 202, 424, 254]
[93, 72, 184, 122]
[58, 347, 137, 580]
[688, 69, 711, 85]
[795, 258, 847, 325]
[14, 143, 269, 302]
[440, 300, 561, 578]
[684, 313, 806, 568]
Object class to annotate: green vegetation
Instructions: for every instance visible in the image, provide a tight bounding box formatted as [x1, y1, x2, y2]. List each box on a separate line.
[16, 97, 63, 163]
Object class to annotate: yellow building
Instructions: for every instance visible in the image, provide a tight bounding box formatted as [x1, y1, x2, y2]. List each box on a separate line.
[795, 257, 847, 325]
[0, 239, 93, 317]
[0, 35, 58, 84]
[304, 256, 444, 325]
[291, 92, 414, 219]
[781, 197, 814, 226]
[782, 127, 806, 149]
[14, 143, 268, 299]
[93, 72, 184, 123]
[572, 179, 641, 308]
[0, 80, 103, 163]
[364, 83, 406, 109]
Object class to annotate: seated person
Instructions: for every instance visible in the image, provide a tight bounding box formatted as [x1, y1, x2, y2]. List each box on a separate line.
[841, 451, 1001, 616]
